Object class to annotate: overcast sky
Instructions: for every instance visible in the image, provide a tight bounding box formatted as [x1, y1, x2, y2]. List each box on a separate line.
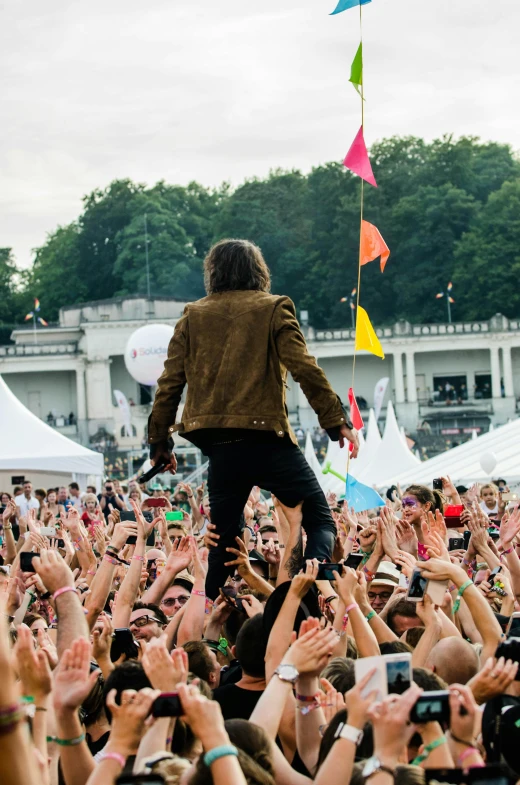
[1, 0, 518, 269]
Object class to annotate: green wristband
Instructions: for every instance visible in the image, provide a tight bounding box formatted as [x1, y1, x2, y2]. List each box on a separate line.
[411, 735, 447, 765]
[47, 733, 86, 746]
[365, 610, 376, 623]
[453, 579, 473, 614]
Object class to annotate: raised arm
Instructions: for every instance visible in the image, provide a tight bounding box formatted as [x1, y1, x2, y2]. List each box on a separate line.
[148, 312, 188, 445]
[141, 535, 193, 605]
[112, 503, 148, 628]
[177, 541, 208, 646]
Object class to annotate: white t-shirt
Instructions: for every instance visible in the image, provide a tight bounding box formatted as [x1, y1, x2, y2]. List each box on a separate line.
[15, 495, 40, 517]
[480, 500, 498, 515]
[69, 495, 83, 510]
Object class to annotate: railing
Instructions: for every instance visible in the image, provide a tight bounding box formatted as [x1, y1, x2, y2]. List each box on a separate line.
[313, 314, 519, 342]
[0, 343, 78, 357]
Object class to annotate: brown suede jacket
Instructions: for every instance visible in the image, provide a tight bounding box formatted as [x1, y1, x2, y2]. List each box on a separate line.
[148, 290, 350, 446]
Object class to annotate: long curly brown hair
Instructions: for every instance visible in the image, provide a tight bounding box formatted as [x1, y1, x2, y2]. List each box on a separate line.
[204, 239, 271, 295]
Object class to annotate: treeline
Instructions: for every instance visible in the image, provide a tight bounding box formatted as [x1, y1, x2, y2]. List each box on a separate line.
[1, 134, 519, 344]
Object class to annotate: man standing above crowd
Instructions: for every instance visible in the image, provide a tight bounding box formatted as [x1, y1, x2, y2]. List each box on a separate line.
[147, 238, 359, 598]
[15, 480, 39, 517]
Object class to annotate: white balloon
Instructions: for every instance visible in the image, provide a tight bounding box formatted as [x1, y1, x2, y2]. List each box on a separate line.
[479, 451, 497, 475]
[124, 324, 174, 386]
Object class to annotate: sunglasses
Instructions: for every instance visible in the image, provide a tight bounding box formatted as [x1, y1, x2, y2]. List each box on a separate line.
[401, 497, 418, 508]
[131, 615, 164, 628]
[161, 595, 190, 607]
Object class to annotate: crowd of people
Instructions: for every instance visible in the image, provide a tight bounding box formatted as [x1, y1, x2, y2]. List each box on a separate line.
[1, 472, 520, 785]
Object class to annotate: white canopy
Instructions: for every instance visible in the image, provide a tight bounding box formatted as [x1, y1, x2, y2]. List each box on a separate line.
[0, 375, 104, 476]
[388, 417, 520, 486]
[357, 401, 420, 486]
[349, 408, 381, 477]
[304, 431, 329, 492]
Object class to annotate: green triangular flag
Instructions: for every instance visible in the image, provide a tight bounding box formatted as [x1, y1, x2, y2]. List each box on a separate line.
[349, 42, 363, 96]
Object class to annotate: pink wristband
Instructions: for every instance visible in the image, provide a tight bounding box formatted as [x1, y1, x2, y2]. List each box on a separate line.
[345, 603, 358, 614]
[458, 747, 480, 765]
[132, 555, 144, 562]
[52, 586, 78, 601]
[99, 751, 126, 768]
[103, 555, 118, 565]
[192, 590, 206, 597]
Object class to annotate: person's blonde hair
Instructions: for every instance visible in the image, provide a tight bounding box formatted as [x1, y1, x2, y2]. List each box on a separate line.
[145, 755, 191, 785]
[480, 483, 498, 497]
[83, 493, 98, 506]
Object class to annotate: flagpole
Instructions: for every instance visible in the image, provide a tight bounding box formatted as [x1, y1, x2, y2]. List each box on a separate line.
[33, 313, 37, 344]
[447, 295, 452, 324]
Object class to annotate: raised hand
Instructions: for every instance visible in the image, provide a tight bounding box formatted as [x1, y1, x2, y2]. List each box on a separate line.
[15, 624, 52, 700]
[32, 549, 76, 594]
[395, 518, 418, 556]
[105, 687, 161, 754]
[167, 535, 193, 574]
[467, 656, 519, 704]
[500, 505, 520, 548]
[53, 638, 100, 713]
[394, 549, 417, 579]
[224, 536, 253, 577]
[332, 565, 358, 606]
[282, 622, 337, 676]
[290, 559, 319, 599]
[142, 636, 189, 692]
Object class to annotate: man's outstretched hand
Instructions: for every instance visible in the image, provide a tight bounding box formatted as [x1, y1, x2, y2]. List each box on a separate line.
[150, 442, 178, 475]
[339, 424, 359, 457]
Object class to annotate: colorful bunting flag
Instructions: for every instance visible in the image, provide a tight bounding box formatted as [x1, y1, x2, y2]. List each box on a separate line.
[348, 387, 364, 430]
[449, 297, 455, 304]
[447, 282, 453, 292]
[24, 312, 33, 321]
[360, 220, 390, 272]
[436, 292, 444, 299]
[344, 126, 377, 188]
[34, 298, 40, 311]
[355, 306, 385, 359]
[350, 301, 356, 310]
[345, 473, 385, 513]
[330, 0, 372, 15]
[349, 43, 363, 96]
[38, 317, 48, 326]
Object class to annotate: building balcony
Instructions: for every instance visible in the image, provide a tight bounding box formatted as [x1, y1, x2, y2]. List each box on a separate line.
[0, 342, 78, 357]
[418, 397, 493, 417]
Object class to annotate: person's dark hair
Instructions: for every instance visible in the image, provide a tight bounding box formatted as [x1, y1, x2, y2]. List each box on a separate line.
[405, 484, 444, 512]
[386, 599, 418, 635]
[81, 672, 106, 726]
[319, 658, 355, 694]
[204, 239, 271, 295]
[350, 763, 425, 785]
[103, 662, 151, 722]
[403, 626, 426, 649]
[23, 480, 32, 487]
[258, 524, 277, 536]
[183, 641, 217, 684]
[413, 667, 447, 691]
[132, 601, 168, 627]
[23, 612, 46, 629]
[69, 482, 80, 491]
[225, 720, 274, 777]
[235, 614, 267, 678]
[379, 640, 413, 656]
[317, 710, 373, 773]
[223, 609, 247, 645]
[34, 488, 47, 500]
[188, 748, 275, 785]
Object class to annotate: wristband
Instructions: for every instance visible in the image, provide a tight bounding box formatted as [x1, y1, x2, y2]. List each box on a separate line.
[87, 570, 97, 576]
[411, 735, 446, 765]
[103, 555, 118, 565]
[52, 586, 78, 601]
[345, 603, 358, 614]
[203, 744, 239, 767]
[295, 692, 321, 703]
[99, 751, 126, 768]
[458, 747, 480, 765]
[324, 595, 338, 604]
[192, 590, 206, 597]
[47, 733, 86, 746]
[362, 566, 375, 581]
[347, 536, 356, 542]
[365, 610, 376, 623]
[132, 555, 145, 562]
[453, 579, 473, 614]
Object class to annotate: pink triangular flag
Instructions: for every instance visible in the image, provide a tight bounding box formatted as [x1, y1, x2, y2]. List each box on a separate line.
[343, 126, 377, 187]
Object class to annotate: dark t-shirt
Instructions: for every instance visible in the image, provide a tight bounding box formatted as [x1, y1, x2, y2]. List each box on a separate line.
[212, 684, 264, 720]
[97, 494, 124, 520]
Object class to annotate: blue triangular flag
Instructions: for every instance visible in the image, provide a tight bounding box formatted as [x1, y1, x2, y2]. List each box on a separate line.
[330, 0, 372, 16]
[345, 474, 385, 513]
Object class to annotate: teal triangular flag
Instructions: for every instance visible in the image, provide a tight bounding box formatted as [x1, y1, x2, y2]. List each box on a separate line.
[330, 0, 372, 16]
[345, 474, 385, 513]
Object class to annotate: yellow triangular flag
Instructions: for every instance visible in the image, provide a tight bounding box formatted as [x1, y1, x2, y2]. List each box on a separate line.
[355, 306, 385, 359]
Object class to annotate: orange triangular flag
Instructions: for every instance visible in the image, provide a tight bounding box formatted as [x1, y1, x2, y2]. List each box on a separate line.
[360, 220, 390, 272]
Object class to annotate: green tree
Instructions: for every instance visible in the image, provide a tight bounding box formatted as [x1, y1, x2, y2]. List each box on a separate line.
[0, 248, 18, 343]
[30, 224, 86, 322]
[452, 180, 520, 319]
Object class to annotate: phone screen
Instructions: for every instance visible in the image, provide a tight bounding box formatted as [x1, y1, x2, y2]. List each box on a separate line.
[448, 538, 464, 551]
[407, 569, 427, 601]
[165, 511, 184, 522]
[151, 692, 183, 717]
[317, 563, 345, 581]
[410, 691, 450, 723]
[20, 552, 37, 573]
[385, 655, 411, 695]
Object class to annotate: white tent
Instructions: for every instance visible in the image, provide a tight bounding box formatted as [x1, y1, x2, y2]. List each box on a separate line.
[349, 408, 381, 477]
[304, 431, 329, 491]
[388, 417, 520, 487]
[0, 374, 104, 479]
[357, 401, 420, 486]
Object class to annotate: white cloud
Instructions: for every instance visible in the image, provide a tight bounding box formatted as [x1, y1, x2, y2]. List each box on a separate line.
[1, 0, 518, 268]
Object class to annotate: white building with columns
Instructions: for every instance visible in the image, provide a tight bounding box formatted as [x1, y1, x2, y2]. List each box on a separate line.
[0, 297, 518, 449]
